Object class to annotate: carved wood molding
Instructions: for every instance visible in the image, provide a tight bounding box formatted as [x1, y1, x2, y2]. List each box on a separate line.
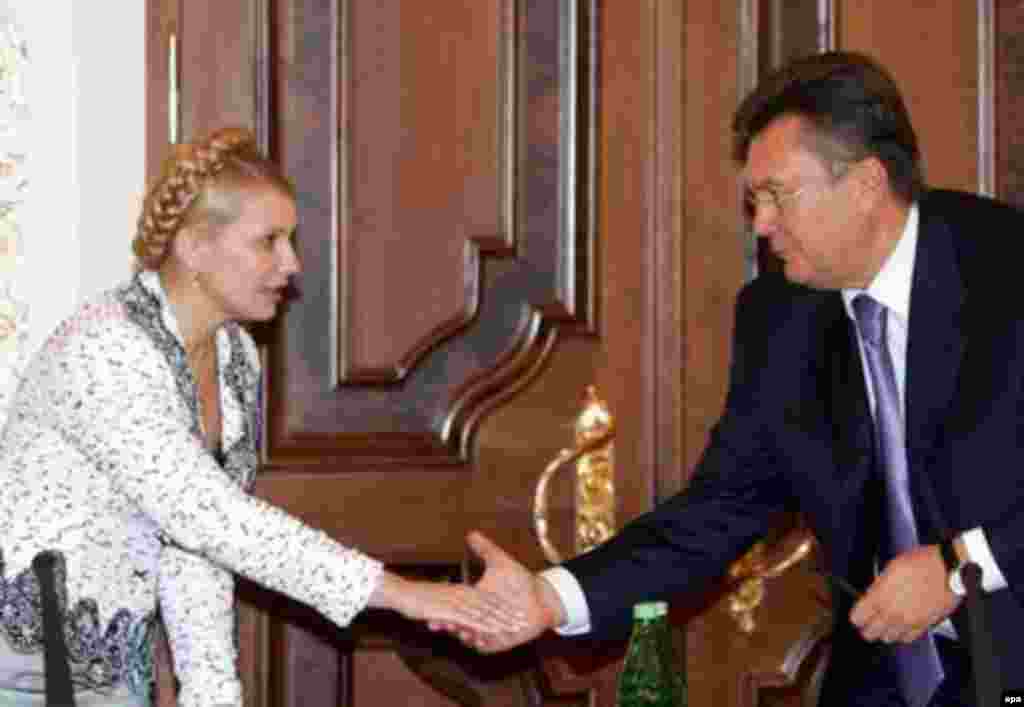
[443, 310, 560, 458]
[259, 0, 601, 467]
[333, 0, 518, 386]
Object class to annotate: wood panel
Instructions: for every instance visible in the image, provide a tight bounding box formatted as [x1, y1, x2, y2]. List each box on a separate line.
[755, 0, 832, 72]
[144, 0, 176, 182]
[179, 0, 265, 141]
[259, 0, 600, 560]
[836, 0, 980, 193]
[332, 0, 510, 382]
[994, 0, 1024, 207]
[257, 2, 610, 702]
[145, 0, 266, 163]
[678, 1, 747, 493]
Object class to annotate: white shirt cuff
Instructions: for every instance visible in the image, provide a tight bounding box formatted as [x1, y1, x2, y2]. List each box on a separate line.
[961, 527, 1009, 592]
[539, 566, 592, 636]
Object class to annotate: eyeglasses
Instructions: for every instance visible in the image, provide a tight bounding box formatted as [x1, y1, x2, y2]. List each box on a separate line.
[743, 180, 828, 215]
[744, 162, 854, 216]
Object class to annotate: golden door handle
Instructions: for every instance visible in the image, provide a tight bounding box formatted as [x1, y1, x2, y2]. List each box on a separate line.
[532, 386, 615, 565]
[726, 526, 817, 633]
[759, 533, 815, 578]
[729, 527, 816, 580]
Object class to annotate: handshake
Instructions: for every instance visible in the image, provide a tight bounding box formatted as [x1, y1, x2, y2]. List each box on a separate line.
[373, 531, 565, 653]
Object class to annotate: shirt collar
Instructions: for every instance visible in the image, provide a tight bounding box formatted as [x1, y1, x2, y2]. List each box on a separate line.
[841, 203, 918, 323]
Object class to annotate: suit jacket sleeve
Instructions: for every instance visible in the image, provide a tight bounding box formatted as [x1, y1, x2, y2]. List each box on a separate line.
[563, 276, 803, 639]
[976, 321, 1024, 604]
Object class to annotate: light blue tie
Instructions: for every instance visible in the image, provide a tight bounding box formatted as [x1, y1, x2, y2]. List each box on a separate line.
[853, 294, 943, 707]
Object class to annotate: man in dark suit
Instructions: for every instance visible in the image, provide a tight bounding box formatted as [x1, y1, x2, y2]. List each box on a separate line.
[437, 52, 1023, 706]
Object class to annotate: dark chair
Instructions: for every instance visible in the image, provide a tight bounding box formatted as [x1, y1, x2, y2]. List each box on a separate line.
[31, 552, 76, 707]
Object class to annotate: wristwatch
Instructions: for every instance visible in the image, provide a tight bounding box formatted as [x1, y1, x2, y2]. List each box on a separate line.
[939, 534, 966, 597]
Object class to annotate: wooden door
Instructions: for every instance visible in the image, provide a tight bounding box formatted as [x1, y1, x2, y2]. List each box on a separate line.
[145, 1, 708, 705]
[249, 2, 610, 701]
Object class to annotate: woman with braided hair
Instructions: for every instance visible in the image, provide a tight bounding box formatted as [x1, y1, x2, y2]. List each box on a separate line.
[0, 127, 523, 706]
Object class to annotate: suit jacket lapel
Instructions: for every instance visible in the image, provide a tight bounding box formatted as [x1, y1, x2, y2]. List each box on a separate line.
[783, 293, 872, 482]
[823, 301, 874, 482]
[819, 298, 879, 576]
[905, 203, 967, 538]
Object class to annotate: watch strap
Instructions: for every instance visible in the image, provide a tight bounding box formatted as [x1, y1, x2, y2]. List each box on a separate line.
[939, 535, 960, 573]
[940, 535, 966, 596]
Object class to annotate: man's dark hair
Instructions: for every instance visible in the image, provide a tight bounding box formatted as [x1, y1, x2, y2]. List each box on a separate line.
[733, 51, 924, 204]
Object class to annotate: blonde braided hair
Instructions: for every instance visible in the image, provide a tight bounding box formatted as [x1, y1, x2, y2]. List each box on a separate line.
[133, 127, 294, 269]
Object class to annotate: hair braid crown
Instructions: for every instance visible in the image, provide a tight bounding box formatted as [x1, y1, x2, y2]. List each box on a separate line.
[133, 127, 261, 269]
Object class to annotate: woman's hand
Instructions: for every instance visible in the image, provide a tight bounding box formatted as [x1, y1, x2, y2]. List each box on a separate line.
[369, 569, 527, 636]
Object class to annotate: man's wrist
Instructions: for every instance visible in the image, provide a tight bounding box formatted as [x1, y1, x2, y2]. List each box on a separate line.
[539, 567, 593, 635]
[536, 575, 569, 630]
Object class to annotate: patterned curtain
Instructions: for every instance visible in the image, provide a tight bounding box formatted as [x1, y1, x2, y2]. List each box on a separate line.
[0, 0, 28, 429]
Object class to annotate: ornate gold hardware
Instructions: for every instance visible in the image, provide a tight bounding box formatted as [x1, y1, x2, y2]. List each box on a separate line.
[533, 386, 615, 564]
[726, 527, 816, 633]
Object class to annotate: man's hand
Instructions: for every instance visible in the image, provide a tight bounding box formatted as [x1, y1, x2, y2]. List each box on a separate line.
[428, 531, 567, 653]
[850, 545, 962, 643]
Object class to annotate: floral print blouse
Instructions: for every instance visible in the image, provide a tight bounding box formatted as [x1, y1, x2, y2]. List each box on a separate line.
[0, 270, 382, 706]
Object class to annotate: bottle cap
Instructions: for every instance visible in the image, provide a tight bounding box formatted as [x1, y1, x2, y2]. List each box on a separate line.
[633, 601, 668, 620]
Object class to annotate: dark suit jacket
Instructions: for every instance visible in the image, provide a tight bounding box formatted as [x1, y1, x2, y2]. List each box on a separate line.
[563, 189, 1024, 704]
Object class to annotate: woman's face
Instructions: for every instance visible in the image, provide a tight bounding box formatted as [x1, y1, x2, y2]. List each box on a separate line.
[195, 184, 300, 322]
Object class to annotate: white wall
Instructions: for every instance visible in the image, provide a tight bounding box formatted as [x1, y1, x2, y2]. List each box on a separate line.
[17, 0, 144, 356]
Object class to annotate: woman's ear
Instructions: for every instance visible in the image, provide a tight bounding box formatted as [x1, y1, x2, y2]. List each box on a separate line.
[172, 223, 210, 273]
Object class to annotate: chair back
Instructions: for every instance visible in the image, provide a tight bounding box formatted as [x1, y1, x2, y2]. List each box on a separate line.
[32, 552, 77, 707]
[962, 563, 1000, 706]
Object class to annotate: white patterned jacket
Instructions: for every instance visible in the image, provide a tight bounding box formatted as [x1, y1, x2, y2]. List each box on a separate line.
[0, 270, 382, 705]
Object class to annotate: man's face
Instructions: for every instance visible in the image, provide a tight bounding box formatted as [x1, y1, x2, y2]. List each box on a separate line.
[742, 114, 877, 291]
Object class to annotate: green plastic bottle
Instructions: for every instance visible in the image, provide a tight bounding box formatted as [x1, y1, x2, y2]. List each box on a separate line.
[616, 601, 686, 707]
